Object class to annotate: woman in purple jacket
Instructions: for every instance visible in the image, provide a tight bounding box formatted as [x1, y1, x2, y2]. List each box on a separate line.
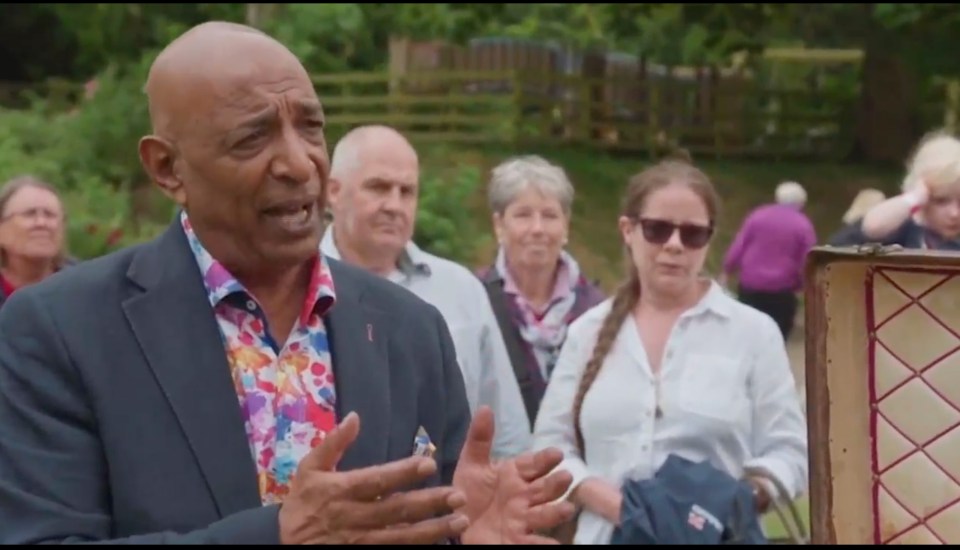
[477, 155, 605, 428]
[720, 181, 817, 341]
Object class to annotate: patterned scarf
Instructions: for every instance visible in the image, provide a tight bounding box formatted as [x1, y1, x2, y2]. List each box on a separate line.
[495, 247, 581, 378]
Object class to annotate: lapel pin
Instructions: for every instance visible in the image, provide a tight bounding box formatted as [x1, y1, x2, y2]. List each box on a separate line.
[366, 323, 373, 342]
[413, 426, 436, 458]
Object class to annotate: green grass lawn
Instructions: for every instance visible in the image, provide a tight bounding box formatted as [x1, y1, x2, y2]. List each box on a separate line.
[763, 495, 810, 542]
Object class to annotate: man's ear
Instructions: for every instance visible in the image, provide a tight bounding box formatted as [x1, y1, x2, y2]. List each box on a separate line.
[327, 177, 343, 211]
[139, 135, 185, 206]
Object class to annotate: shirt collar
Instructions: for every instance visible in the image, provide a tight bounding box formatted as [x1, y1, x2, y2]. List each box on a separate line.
[495, 247, 581, 303]
[180, 211, 336, 324]
[683, 279, 734, 320]
[399, 240, 432, 277]
[320, 227, 431, 279]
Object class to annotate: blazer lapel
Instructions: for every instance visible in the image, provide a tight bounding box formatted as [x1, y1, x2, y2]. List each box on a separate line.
[324, 259, 391, 471]
[122, 221, 260, 516]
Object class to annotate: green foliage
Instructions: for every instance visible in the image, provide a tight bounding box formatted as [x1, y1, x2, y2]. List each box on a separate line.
[414, 164, 489, 265]
[262, 4, 374, 73]
[58, 62, 153, 189]
[489, 4, 613, 49]
[0, 110, 64, 183]
[60, 177, 165, 259]
[2, 49, 155, 191]
[0, 102, 167, 259]
[35, 4, 244, 77]
[870, 3, 960, 77]
[5, 3, 960, 84]
[0, 47, 164, 259]
[630, 4, 741, 65]
[388, 4, 498, 43]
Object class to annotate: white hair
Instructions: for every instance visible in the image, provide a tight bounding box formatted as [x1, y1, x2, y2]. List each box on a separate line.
[902, 130, 960, 194]
[488, 155, 574, 216]
[775, 181, 807, 206]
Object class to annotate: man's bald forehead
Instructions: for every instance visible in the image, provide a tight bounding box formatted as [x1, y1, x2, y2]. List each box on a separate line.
[144, 21, 309, 137]
[330, 125, 417, 181]
[185, 21, 266, 37]
[152, 21, 272, 65]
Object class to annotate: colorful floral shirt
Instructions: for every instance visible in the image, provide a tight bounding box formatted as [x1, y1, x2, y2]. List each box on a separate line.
[181, 213, 337, 505]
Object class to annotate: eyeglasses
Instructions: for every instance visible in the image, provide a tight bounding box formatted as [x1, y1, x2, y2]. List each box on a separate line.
[0, 207, 63, 224]
[636, 217, 714, 249]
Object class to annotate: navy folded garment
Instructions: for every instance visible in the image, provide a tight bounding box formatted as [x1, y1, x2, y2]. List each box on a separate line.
[611, 454, 768, 545]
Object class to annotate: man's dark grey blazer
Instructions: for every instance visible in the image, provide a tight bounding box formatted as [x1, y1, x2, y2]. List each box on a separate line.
[0, 220, 471, 544]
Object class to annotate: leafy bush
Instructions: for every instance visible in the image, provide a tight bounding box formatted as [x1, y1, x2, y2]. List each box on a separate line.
[0, 50, 162, 260]
[414, 164, 490, 265]
[0, 110, 65, 184]
[262, 4, 372, 74]
[0, 106, 166, 259]
[60, 176, 169, 259]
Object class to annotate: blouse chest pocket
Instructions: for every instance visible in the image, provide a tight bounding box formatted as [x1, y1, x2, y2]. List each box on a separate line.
[675, 352, 749, 423]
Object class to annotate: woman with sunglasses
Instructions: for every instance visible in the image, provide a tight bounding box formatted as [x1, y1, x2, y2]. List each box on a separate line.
[0, 176, 72, 311]
[532, 158, 808, 544]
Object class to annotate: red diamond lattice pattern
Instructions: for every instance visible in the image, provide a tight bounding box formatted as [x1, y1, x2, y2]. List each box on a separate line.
[869, 267, 960, 544]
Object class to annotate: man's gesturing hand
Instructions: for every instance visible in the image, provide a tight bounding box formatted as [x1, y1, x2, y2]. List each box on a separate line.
[453, 407, 577, 544]
[278, 412, 470, 544]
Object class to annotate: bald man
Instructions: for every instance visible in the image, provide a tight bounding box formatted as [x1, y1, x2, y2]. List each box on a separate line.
[0, 22, 573, 544]
[321, 125, 532, 460]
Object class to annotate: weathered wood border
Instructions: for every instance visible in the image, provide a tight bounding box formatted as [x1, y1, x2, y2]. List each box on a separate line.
[805, 246, 960, 544]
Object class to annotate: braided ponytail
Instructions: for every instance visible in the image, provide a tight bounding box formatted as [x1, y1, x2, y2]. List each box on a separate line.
[572, 267, 640, 454]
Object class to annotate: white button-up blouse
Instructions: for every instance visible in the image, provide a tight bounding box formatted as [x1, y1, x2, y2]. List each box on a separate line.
[532, 282, 808, 544]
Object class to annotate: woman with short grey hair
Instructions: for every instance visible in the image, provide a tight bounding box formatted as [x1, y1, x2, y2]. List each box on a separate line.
[477, 155, 605, 429]
[487, 156, 576, 218]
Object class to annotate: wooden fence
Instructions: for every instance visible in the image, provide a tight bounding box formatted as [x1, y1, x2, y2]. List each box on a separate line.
[316, 69, 868, 160]
[2, 68, 955, 162]
[380, 36, 960, 160]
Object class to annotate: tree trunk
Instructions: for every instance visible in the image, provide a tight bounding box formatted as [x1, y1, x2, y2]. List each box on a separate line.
[853, 6, 922, 164]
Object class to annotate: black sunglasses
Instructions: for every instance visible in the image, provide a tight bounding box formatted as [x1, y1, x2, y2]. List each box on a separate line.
[636, 217, 714, 249]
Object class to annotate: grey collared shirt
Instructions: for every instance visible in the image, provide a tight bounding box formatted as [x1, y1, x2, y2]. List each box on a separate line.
[321, 229, 533, 459]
